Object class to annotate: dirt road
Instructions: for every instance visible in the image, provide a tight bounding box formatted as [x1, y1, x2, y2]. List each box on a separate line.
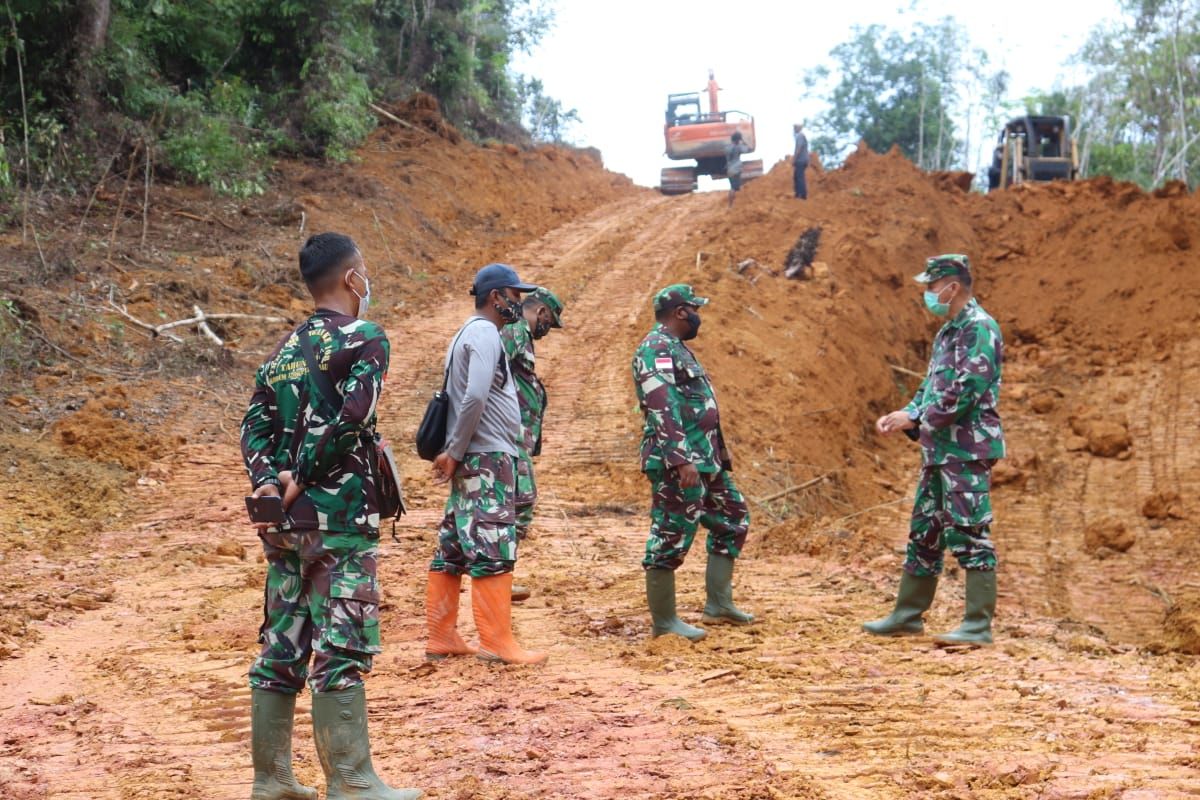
[2, 189, 1199, 800]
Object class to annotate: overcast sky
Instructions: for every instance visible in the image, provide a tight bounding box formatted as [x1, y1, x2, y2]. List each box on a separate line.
[512, 0, 1123, 188]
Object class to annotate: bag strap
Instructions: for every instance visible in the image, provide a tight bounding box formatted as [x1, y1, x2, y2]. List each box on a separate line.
[442, 318, 486, 392]
[298, 320, 343, 411]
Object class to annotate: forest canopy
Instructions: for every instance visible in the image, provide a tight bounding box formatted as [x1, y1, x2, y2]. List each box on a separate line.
[0, 0, 575, 197]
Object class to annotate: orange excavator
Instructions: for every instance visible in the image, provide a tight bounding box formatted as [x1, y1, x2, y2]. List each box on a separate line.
[660, 70, 763, 195]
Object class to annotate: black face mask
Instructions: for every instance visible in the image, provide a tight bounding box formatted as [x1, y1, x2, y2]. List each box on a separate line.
[495, 294, 522, 324]
[532, 317, 552, 339]
[680, 309, 701, 341]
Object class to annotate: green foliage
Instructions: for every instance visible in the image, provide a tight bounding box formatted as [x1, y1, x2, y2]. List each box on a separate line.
[1070, 0, 1200, 187]
[803, 18, 981, 170]
[0, 0, 566, 197]
[159, 98, 269, 197]
[0, 298, 32, 379]
[518, 76, 578, 143]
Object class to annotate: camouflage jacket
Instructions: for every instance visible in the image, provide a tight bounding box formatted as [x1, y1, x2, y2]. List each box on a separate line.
[632, 323, 728, 474]
[904, 298, 1005, 466]
[500, 318, 546, 455]
[241, 310, 390, 533]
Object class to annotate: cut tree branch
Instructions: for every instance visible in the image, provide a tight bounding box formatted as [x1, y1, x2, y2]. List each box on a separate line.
[105, 289, 285, 345]
[889, 362, 925, 379]
[192, 305, 224, 347]
[753, 472, 835, 505]
[368, 102, 421, 132]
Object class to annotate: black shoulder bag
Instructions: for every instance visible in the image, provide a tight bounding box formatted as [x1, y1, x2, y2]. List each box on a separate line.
[298, 323, 406, 530]
[416, 320, 481, 461]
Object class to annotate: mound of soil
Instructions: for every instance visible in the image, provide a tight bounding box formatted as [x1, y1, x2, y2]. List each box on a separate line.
[650, 145, 1199, 649]
[1082, 517, 1135, 554]
[1163, 590, 1200, 654]
[1142, 490, 1185, 520]
[53, 386, 172, 470]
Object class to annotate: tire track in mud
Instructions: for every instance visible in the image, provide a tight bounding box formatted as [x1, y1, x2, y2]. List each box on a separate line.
[4, 192, 1200, 800]
[996, 338, 1200, 645]
[0, 193, 812, 800]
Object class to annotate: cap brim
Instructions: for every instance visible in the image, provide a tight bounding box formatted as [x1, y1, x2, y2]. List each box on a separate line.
[913, 271, 935, 284]
[692, 296, 710, 306]
[510, 282, 539, 292]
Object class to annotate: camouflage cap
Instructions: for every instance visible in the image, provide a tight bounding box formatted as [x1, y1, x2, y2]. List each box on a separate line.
[528, 287, 564, 328]
[653, 283, 709, 312]
[914, 253, 971, 284]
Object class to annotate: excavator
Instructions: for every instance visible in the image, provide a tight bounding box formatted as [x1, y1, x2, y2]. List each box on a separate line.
[660, 71, 763, 195]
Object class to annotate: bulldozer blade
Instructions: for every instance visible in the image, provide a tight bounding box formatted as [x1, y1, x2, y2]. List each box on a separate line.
[660, 167, 697, 195]
[740, 159, 764, 181]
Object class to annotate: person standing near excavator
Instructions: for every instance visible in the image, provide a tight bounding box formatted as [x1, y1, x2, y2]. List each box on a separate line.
[865, 254, 1005, 647]
[499, 286, 565, 602]
[632, 284, 755, 642]
[725, 131, 751, 207]
[792, 122, 810, 200]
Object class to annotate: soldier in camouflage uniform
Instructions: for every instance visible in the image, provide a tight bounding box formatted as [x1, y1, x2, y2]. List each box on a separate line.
[424, 263, 548, 665]
[864, 254, 1005, 647]
[499, 287, 564, 602]
[631, 284, 754, 642]
[241, 233, 421, 800]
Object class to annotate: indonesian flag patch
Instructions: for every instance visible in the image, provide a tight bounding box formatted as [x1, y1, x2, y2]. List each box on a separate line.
[654, 357, 673, 371]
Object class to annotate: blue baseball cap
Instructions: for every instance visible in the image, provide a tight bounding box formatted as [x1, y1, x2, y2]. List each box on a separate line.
[470, 263, 537, 297]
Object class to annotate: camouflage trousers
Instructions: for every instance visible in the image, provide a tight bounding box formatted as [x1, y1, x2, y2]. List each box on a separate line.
[430, 452, 518, 577]
[642, 468, 750, 571]
[250, 529, 382, 695]
[515, 448, 537, 541]
[904, 460, 998, 577]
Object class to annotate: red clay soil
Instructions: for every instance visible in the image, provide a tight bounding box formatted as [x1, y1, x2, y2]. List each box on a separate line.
[1, 113, 1200, 799]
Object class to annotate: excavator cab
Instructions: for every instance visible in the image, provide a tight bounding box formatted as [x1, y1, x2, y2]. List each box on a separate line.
[666, 93, 703, 127]
[660, 72, 763, 195]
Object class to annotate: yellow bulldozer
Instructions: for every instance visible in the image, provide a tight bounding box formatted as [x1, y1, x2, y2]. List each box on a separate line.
[986, 115, 1079, 191]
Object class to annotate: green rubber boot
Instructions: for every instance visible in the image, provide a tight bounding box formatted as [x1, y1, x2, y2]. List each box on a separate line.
[250, 689, 318, 800]
[862, 571, 938, 636]
[933, 570, 996, 647]
[312, 685, 423, 800]
[645, 569, 706, 641]
[701, 554, 755, 625]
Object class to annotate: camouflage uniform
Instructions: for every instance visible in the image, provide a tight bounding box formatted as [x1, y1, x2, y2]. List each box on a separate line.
[632, 288, 749, 571]
[502, 317, 543, 538]
[430, 452, 519, 577]
[903, 256, 1005, 577]
[241, 311, 389, 693]
[499, 288, 563, 540]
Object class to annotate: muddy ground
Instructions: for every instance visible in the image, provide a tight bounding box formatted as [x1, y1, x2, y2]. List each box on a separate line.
[0, 105, 1199, 799]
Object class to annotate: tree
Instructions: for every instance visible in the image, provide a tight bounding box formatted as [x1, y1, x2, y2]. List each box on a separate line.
[518, 75, 577, 143]
[1070, 0, 1200, 187]
[0, 0, 572, 196]
[802, 17, 979, 170]
[72, 0, 111, 115]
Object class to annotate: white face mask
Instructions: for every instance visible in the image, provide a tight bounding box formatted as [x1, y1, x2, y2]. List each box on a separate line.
[349, 270, 370, 318]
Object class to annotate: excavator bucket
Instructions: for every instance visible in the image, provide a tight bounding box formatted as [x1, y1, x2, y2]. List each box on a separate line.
[660, 167, 698, 195]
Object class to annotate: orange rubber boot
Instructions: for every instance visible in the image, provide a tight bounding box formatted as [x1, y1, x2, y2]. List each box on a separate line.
[424, 572, 477, 661]
[471, 574, 548, 665]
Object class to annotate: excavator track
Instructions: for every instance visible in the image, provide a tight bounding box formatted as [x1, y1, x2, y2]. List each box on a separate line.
[659, 166, 697, 195]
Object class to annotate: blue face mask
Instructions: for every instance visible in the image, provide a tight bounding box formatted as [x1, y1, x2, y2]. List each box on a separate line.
[923, 284, 955, 317]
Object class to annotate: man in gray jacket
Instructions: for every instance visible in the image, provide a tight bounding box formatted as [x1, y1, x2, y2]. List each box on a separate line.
[793, 123, 810, 200]
[423, 263, 548, 665]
